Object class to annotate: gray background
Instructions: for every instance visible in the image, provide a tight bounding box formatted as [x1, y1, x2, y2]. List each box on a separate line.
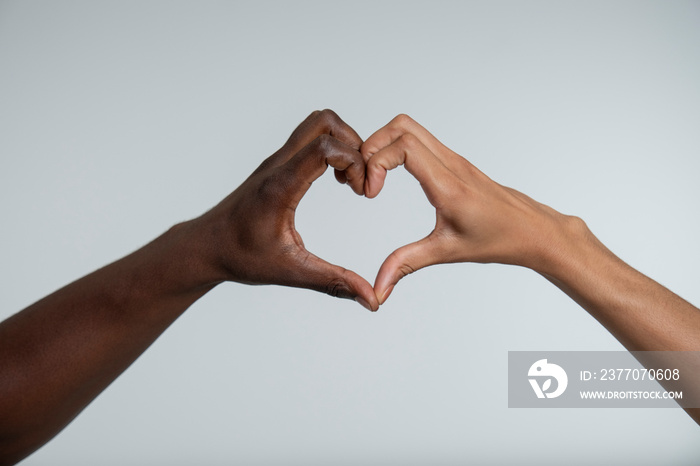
[1, 0, 699, 464]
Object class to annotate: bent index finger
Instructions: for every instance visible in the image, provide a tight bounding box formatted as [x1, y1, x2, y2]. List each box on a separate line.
[280, 134, 367, 208]
[364, 132, 453, 206]
[361, 114, 447, 160]
[282, 109, 363, 162]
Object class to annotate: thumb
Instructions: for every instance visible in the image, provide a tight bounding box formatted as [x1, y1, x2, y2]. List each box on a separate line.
[289, 251, 379, 312]
[374, 235, 442, 305]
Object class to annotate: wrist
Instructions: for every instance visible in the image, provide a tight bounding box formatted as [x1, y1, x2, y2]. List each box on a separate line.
[528, 214, 609, 280]
[138, 219, 225, 295]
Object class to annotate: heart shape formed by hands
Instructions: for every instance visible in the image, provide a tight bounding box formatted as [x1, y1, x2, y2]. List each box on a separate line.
[196, 110, 558, 312]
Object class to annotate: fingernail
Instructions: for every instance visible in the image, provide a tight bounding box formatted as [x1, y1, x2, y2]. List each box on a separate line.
[355, 296, 372, 312]
[379, 285, 395, 305]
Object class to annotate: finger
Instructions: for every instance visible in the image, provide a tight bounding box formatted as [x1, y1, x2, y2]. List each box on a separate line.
[361, 114, 447, 158]
[362, 114, 472, 178]
[280, 134, 366, 204]
[334, 168, 347, 185]
[252, 110, 363, 174]
[374, 236, 443, 305]
[287, 250, 379, 311]
[282, 109, 363, 162]
[364, 132, 454, 204]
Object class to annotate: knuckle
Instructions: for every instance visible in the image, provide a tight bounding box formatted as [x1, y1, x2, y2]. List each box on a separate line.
[324, 276, 350, 298]
[255, 172, 284, 202]
[366, 157, 380, 174]
[318, 108, 341, 127]
[250, 156, 275, 175]
[464, 160, 480, 176]
[398, 132, 420, 150]
[390, 249, 417, 279]
[392, 113, 414, 128]
[311, 133, 335, 153]
[360, 143, 376, 158]
[398, 262, 416, 278]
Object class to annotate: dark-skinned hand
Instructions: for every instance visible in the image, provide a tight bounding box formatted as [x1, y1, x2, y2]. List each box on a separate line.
[189, 109, 379, 311]
[0, 109, 378, 465]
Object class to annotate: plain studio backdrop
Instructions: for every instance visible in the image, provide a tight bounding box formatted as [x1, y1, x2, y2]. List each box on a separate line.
[1, 1, 699, 464]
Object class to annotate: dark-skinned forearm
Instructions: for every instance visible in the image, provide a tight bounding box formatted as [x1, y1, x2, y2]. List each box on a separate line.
[0, 109, 375, 465]
[0, 220, 216, 465]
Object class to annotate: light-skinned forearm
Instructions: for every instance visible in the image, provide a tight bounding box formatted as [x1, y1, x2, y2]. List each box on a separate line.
[536, 215, 700, 353]
[535, 215, 700, 424]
